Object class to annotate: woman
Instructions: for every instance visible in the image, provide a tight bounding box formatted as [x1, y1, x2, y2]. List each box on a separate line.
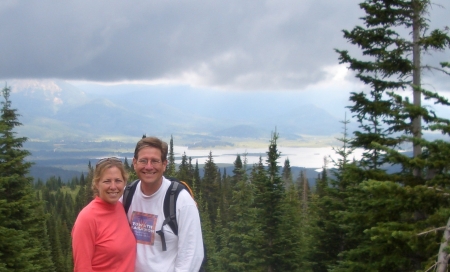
[72, 157, 136, 272]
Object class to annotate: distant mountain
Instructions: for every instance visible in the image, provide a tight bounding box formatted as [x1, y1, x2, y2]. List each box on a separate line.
[262, 104, 343, 136]
[7, 79, 347, 142]
[212, 124, 267, 138]
[55, 98, 160, 136]
[9, 79, 89, 119]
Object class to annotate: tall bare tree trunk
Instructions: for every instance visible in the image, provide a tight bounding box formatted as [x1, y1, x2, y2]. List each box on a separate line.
[412, 0, 422, 177]
[437, 217, 450, 272]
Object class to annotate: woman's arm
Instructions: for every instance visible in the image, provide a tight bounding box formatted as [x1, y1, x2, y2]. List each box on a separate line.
[72, 210, 96, 272]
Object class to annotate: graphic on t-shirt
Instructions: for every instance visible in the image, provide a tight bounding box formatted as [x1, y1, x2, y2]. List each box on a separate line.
[131, 211, 158, 245]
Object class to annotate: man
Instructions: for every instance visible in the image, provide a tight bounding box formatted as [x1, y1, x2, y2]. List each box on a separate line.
[126, 136, 204, 271]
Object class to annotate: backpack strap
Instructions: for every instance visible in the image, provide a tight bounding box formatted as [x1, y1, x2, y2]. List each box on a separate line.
[123, 179, 139, 215]
[156, 177, 190, 251]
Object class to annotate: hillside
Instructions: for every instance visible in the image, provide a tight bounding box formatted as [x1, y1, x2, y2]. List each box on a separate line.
[9, 79, 348, 144]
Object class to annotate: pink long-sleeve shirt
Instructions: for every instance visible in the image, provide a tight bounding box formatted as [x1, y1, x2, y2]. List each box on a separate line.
[72, 196, 136, 272]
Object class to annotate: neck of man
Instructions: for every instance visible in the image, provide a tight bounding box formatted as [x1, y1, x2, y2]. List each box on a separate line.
[140, 178, 163, 196]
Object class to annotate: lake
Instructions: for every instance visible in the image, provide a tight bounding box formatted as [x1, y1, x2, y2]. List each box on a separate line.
[173, 145, 365, 170]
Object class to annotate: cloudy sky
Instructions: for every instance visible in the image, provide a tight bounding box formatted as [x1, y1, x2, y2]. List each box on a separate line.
[0, 0, 448, 94]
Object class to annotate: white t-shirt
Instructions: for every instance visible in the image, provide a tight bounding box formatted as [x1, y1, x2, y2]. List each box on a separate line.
[127, 177, 204, 272]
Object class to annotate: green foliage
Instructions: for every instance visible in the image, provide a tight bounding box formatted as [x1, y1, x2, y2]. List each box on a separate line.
[177, 152, 191, 181]
[275, 182, 307, 271]
[221, 175, 265, 271]
[124, 157, 138, 181]
[282, 158, 293, 187]
[333, 180, 450, 271]
[202, 151, 220, 224]
[0, 85, 55, 271]
[165, 135, 176, 177]
[331, 1, 450, 270]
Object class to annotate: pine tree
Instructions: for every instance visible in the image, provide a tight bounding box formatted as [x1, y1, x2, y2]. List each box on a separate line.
[296, 170, 310, 211]
[219, 168, 232, 224]
[333, 1, 450, 269]
[220, 157, 265, 271]
[177, 152, 190, 181]
[165, 135, 176, 177]
[336, 0, 450, 170]
[74, 181, 86, 215]
[308, 161, 348, 272]
[252, 132, 289, 271]
[281, 157, 293, 187]
[47, 214, 65, 272]
[187, 157, 194, 186]
[84, 161, 94, 204]
[202, 151, 219, 224]
[193, 160, 201, 195]
[124, 157, 138, 182]
[195, 188, 216, 272]
[0, 85, 55, 271]
[276, 177, 305, 271]
[232, 154, 243, 188]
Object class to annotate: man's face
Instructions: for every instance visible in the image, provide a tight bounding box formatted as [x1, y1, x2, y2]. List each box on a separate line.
[133, 146, 167, 193]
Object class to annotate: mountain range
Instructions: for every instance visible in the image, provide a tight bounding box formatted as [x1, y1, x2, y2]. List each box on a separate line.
[7, 79, 351, 144]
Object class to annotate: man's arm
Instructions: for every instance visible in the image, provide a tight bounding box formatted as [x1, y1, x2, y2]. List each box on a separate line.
[175, 191, 204, 271]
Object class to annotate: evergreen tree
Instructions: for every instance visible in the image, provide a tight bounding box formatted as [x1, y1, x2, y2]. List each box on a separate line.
[193, 160, 201, 196]
[29, 195, 55, 271]
[69, 176, 78, 190]
[336, 0, 450, 176]
[47, 214, 65, 272]
[296, 170, 310, 211]
[165, 135, 176, 177]
[308, 161, 348, 272]
[0, 85, 55, 271]
[220, 160, 265, 272]
[177, 152, 190, 181]
[84, 161, 94, 204]
[124, 157, 138, 182]
[219, 168, 232, 224]
[124, 157, 131, 171]
[202, 151, 219, 224]
[333, 1, 450, 269]
[74, 180, 86, 215]
[232, 154, 243, 188]
[276, 177, 306, 271]
[281, 157, 293, 187]
[35, 178, 44, 190]
[195, 188, 216, 272]
[187, 157, 194, 186]
[253, 132, 288, 271]
[330, 115, 357, 190]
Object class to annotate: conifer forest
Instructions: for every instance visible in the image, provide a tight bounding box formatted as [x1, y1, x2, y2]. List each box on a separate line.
[1, 0, 450, 271]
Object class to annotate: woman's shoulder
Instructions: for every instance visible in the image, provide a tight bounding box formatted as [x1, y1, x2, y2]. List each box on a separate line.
[75, 198, 101, 221]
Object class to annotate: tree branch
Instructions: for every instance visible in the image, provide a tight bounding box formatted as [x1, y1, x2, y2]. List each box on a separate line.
[422, 64, 450, 76]
[417, 226, 447, 236]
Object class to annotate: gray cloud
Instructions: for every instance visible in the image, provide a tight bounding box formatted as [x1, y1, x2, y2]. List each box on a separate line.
[0, 0, 448, 90]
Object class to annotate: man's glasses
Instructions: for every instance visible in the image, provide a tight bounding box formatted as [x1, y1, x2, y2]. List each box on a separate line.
[96, 157, 123, 167]
[137, 159, 162, 166]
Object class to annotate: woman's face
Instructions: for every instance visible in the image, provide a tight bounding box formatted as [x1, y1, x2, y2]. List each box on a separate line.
[95, 166, 126, 204]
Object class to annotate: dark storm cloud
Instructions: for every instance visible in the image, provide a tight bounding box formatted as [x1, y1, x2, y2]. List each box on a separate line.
[0, 0, 448, 90]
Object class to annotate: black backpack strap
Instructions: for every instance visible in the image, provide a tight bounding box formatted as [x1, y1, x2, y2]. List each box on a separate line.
[156, 177, 188, 251]
[123, 179, 139, 215]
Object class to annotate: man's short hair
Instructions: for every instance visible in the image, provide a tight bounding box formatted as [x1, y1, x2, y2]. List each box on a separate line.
[134, 137, 168, 161]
